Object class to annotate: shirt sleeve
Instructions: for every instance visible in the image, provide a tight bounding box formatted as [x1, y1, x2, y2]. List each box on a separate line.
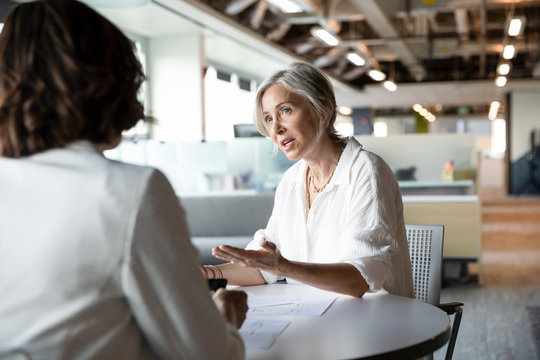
[122, 169, 245, 360]
[341, 157, 401, 292]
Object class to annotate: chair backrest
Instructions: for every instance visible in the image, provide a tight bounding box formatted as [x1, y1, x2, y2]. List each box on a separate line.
[405, 224, 445, 305]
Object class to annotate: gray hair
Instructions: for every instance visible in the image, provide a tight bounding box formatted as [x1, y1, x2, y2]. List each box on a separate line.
[254, 62, 342, 143]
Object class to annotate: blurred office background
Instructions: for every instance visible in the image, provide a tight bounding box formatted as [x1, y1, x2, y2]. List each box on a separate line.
[2, 0, 539, 358]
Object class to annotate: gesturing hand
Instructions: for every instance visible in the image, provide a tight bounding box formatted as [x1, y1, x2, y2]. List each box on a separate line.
[212, 237, 284, 276]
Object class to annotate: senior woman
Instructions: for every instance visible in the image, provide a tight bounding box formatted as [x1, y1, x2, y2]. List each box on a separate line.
[206, 62, 413, 299]
[0, 1, 246, 359]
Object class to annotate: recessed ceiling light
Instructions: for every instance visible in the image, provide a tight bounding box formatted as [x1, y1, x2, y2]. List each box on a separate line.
[503, 45, 515, 59]
[368, 69, 386, 81]
[267, 0, 303, 14]
[383, 80, 397, 92]
[489, 101, 501, 120]
[346, 52, 366, 66]
[82, 0, 150, 7]
[495, 76, 507, 87]
[412, 104, 423, 112]
[508, 17, 525, 36]
[338, 106, 353, 116]
[310, 28, 339, 46]
[497, 63, 511, 75]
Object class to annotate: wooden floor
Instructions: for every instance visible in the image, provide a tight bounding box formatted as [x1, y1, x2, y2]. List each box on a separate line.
[435, 195, 540, 360]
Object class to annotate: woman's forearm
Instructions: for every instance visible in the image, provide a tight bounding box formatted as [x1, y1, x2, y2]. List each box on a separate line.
[209, 241, 368, 296]
[215, 263, 266, 286]
[277, 259, 369, 298]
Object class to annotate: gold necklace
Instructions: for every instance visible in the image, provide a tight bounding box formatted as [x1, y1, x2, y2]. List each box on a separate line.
[309, 170, 333, 193]
[308, 143, 345, 193]
[305, 142, 346, 211]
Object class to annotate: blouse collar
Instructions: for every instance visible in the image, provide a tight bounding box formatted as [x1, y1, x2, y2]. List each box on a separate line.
[295, 136, 363, 190]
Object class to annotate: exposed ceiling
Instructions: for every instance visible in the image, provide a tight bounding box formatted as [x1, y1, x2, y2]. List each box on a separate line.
[196, 0, 540, 90]
[3, 0, 540, 113]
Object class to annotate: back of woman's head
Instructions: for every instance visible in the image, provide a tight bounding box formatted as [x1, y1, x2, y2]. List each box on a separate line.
[0, 0, 146, 157]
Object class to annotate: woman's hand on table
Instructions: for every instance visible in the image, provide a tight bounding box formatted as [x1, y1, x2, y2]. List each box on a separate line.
[212, 288, 248, 329]
[212, 237, 285, 276]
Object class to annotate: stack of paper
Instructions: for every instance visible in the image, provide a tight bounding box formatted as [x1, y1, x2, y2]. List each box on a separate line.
[239, 292, 336, 349]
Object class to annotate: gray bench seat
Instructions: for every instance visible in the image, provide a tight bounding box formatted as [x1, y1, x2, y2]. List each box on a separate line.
[179, 192, 275, 265]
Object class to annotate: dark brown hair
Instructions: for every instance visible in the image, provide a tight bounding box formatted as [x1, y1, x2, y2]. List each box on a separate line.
[0, 0, 146, 157]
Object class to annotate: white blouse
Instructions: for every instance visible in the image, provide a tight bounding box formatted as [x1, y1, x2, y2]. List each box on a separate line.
[248, 137, 414, 297]
[0, 141, 244, 360]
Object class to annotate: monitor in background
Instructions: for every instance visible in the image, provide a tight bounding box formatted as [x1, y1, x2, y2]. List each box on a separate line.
[234, 124, 263, 138]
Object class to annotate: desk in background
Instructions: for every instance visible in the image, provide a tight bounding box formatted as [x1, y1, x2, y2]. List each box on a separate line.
[403, 195, 482, 282]
[238, 284, 450, 360]
[399, 180, 476, 195]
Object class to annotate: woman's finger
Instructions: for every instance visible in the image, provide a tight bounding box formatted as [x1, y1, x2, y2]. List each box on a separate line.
[213, 246, 247, 261]
[260, 240, 276, 252]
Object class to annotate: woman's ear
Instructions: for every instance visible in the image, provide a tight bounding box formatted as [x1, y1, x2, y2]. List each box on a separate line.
[319, 112, 329, 128]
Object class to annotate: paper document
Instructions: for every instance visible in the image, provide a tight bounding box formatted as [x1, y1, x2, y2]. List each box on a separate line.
[247, 292, 336, 316]
[239, 319, 290, 349]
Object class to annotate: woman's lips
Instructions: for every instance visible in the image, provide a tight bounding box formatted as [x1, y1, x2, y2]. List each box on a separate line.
[280, 138, 295, 151]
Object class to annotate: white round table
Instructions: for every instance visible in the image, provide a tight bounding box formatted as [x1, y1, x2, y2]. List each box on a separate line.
[238, 283, 451, 360]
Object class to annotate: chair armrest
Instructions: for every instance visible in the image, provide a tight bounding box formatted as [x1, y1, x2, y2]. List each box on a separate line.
[436, 302, 464, 315]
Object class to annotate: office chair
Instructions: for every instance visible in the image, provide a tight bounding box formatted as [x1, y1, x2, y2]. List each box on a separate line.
[405, 224, 463, 360]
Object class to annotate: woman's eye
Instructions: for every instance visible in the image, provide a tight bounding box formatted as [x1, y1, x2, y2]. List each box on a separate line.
[264, 116, 273, 123]
[282, 108, 291, 115]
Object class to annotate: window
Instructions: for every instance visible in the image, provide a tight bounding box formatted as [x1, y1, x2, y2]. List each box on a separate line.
[204, 66, 257, 141]
[122, 38, 149, 141]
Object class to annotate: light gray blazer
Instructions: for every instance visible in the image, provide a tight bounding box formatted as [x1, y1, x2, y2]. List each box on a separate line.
[0, 141, 243, 360]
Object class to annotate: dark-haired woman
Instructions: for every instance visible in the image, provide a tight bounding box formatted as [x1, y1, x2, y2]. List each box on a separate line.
[0, 1, 246, 358]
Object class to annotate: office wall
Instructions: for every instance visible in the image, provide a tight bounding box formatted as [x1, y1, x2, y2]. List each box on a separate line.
[148, 35, 204, 141]
[355, 133, 477, 181]
[510, 90, 540, 161]
[508, 90, 540, 194]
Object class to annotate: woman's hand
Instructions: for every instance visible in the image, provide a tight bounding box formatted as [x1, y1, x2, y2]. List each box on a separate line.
[212, 238, 285, 276]
[212, 288, 248, 329]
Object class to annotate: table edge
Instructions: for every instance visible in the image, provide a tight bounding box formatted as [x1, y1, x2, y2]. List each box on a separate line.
[355, 318, 451, 360]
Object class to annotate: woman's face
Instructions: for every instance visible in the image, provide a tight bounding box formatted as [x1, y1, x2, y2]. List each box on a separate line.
[261, 84, 320, 161]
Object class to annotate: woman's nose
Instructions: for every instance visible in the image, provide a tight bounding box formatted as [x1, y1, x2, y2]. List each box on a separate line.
[271, 119, 285, 135]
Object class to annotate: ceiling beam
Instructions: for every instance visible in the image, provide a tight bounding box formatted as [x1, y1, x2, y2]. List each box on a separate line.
[285, 13, 365, 25]
[348, 0, 427, 81]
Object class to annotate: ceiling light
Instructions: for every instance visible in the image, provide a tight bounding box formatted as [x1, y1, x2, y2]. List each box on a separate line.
[267, 0, 303, 13]
[508, 18, 524, 37]
[310, 27, 339, 46]
[495, 76, 507, 87]
[346, 52, 366, 66]
[488, 101, 501, 120]
[383, 80, 397, 92]
[497, 63, 511, 76]
[412, 104, 423, 112]
[338, 106, 353, 116]
[503, 45, 515, 59]
[368, 69, 386, 81]
[82, 0, 150, 6]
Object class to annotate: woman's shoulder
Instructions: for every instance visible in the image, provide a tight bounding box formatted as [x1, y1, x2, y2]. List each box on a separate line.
[65, 141, 167, 194]
[349, 143, 388, 172]
[346, 140, 396, 182]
